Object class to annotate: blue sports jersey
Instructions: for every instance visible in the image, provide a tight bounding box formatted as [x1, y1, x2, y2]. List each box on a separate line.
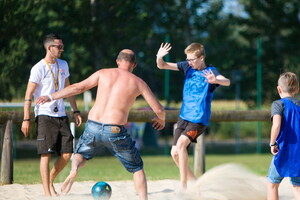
[274, 98, 300, 177]
[177, 61, 219, 125]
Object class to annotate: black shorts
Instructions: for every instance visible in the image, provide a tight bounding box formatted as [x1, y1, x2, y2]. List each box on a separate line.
[173, 117, 207, 146]
[35, 115, 73, 155]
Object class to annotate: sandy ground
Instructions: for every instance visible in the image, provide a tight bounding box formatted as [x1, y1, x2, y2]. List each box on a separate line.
[0, 164, 294, 200]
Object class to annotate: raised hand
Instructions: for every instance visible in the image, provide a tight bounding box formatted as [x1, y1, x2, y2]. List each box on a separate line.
[156, 43, 172, 59]
[202, 69, 217, 84]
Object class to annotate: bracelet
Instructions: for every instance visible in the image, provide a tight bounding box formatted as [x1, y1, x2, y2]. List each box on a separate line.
[47, 94, 53, 101]
[73, 110, 80, 114]
[23, 119, 30, 121]
[270, 142, 277, 147]
[24, 99, 32, 101]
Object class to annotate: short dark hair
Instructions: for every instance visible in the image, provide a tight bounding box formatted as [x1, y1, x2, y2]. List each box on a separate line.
[43, 33, 61, 48]
[117, 51, 136, 63]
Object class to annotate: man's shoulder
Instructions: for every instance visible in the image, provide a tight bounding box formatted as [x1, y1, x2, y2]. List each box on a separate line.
[32, 59, 45, 70]
[56, 58, 68, 67]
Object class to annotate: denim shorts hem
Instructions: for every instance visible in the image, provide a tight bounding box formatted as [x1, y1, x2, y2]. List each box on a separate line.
[127, 166, 143, 173]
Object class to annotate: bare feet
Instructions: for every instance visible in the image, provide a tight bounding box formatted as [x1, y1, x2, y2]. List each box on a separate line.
[61, 170, 78, 195]
[50, 184, 59, 196]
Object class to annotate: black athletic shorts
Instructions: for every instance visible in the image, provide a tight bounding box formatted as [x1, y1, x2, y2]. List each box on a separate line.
[35, 115, 73, 155]
[173, 117, 207, 146]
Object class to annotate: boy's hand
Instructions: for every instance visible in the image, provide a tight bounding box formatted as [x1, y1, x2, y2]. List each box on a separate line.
[156, 43, 172, 59]
[271, 146, 279, 155]
[202, 69, 217, 84]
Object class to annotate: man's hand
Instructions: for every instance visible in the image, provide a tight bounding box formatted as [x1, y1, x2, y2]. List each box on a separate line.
[74, 113, 82, 127]
[156, 43, 172, 59]
[35, 95, 51, 105]
[152, 117, 165, 131]
[21, 121, 30, 137]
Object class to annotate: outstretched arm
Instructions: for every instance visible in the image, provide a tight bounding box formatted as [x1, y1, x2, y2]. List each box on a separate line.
[65, 78, 82, 127]
[139, 81, 165, 130]
[36, 70, 100, 105]
[202, 69, 231, 86]
[156, 43, 179, 71]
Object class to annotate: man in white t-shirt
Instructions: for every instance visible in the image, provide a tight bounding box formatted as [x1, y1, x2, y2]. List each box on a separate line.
[21, 33, 82, 196]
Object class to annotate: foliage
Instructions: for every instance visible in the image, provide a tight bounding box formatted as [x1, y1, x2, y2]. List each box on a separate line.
[0, 0, 299, 104]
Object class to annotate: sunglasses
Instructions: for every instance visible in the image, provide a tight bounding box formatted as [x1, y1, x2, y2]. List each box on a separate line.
[51, 45, 64, 50]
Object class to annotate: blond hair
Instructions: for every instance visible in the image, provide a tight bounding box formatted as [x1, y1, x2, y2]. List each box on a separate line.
[278, 72, 299, 93]
[184, 43, 206, 57]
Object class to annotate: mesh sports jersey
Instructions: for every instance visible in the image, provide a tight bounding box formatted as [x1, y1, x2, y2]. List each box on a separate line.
[177, 61, 219, 125]
[274, 98, 300, 177]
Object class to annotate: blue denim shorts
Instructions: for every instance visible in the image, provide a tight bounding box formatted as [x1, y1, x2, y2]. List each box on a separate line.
[267, 157, 300, 186]
[75, 120, 143, 173]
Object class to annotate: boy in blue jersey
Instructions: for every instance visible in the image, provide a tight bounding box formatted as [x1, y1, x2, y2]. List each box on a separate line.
[156, 43, 230, 190]
[267, 72, 300, 200]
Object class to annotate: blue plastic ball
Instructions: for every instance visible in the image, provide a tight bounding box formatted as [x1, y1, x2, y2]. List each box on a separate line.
[91, 181, 112, 200]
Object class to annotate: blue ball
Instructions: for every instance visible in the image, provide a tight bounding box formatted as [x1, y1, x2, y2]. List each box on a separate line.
[91, 181, 112, 200]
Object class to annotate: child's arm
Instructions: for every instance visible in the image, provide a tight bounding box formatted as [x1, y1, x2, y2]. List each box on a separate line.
[202, 69, 230, 86]
[156, 43, 179, 71]
[270, 114, 282, 155]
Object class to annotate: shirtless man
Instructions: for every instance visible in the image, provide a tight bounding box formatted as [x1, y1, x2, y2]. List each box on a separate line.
[36, 49, 165, 200]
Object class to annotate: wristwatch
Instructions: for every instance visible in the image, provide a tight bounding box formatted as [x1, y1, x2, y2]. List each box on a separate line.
[270, 142, 277, 147]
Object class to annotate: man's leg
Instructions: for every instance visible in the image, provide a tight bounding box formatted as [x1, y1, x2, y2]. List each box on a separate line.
[61, 153, 87, 195]
[171, 146, 195, 181]
[40, 154, 52, 196]
[49, 152, 72, 196]
[267, 181, 279, 200]
[176, 135, 192, 189]
[133, 169, 147, 200]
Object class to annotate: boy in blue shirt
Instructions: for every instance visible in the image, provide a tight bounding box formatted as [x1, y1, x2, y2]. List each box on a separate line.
[267, 72, 300, 200]
[156, 43, 230, 190]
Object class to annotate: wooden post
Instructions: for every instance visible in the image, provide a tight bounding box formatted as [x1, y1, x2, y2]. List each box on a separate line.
[194, 133, 205, 177]
[1, 120, 13, 184]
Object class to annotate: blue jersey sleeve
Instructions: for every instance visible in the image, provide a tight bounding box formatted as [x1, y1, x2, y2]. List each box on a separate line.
[177, 61, 190, 76]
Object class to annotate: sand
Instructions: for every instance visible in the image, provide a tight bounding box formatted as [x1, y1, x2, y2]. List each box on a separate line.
[0, 164, 294, 200]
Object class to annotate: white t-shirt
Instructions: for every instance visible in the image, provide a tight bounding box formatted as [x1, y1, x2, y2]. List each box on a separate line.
[29, 58, 70, 117]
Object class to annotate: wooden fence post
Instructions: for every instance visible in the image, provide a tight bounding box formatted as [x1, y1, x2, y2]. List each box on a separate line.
[194, 133, 205, 177]
[1, 120, 13, 184]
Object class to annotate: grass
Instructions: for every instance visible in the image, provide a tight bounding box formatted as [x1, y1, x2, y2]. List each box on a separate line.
[12, 154, 272, 184]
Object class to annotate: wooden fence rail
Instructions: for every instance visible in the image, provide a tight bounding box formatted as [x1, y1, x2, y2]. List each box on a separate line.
[0, 110, 270, 124]
[0, 110, 270, 184]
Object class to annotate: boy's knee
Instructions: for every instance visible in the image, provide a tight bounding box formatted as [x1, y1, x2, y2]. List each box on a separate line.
[292, 185, 300, 190]
[170, 148, 177, 157]
[61, 153, 72, 160]
[176, 141, 189, 152]
[171, 152, 178, 160]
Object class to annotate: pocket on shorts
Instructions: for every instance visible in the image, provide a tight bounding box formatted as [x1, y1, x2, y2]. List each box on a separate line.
[37, 131, 47, 153]
[80, 131, 95, 146]
[109, 134, 131, 151]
